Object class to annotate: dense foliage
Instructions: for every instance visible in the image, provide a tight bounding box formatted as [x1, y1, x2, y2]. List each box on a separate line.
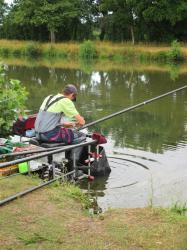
[0, 65, 28, 136]
[0, 0, 187, 42]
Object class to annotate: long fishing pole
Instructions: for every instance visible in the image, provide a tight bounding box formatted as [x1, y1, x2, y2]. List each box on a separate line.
[80, 85, 187, 130]
[0, 170, 75, 206]
[0, 146, 61, 160]
[0, 140, 97, 169]
[1, 85, 186, 162]
[27, 84, 187, 157]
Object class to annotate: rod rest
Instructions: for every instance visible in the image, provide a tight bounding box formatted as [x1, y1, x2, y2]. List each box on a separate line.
[29, 137, 66, 148]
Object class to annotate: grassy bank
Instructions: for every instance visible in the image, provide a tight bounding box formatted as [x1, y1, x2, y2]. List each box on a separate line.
[0, 175, 186, 249]
[0, 39, 186, 63]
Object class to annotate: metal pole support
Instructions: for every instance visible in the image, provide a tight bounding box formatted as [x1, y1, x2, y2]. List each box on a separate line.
[88, 145, 91, 176]
[96, 145, 99, 162]
[73, 151, 77, 179]
[52, 162, 55, 179]
[48, 155, 53, 164]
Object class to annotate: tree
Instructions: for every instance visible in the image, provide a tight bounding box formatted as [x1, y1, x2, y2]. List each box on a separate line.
[134, 0, 187, 41]
[33, 0, 77, 43]
[97, 0, 137, 43]
[0, 0, 7, 26]
[8, 0, 94, 43]
[1, 0, 187, 42]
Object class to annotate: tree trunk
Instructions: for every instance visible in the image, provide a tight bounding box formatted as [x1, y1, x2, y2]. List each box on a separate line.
[130, 25, 135, 45]
[100, 14, 107, 41]
[100, 26, 105, 41]
[50, 30, 56, 43]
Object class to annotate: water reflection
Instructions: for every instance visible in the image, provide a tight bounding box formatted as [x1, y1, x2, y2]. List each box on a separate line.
[4, 60, 187, 208]
[5, 63, 187, 154]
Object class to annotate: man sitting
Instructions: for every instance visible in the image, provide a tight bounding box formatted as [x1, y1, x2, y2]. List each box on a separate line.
[35, 84, 86, 144]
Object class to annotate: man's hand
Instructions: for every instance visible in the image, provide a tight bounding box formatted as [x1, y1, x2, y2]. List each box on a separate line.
[60, 115, 85, 128]
[63, 122, 76, 128]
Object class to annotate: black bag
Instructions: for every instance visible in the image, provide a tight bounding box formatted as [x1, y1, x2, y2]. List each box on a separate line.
[12, 117, 27, 136]
[76, 145, 111, 176]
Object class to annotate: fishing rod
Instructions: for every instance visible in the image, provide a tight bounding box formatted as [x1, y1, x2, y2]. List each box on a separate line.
[0, 146, 61, 160]
[80, 85, 187, 130]
[0, 139, 97, 169]
[1, 85, 186, 161]
[0, 170, 75, 206]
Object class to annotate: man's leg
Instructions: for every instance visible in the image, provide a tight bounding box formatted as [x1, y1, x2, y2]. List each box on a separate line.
[69, 130, 86, 161]
[72, 130, 86, 144]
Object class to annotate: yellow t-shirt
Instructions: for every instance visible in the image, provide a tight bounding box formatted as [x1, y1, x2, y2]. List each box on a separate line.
[40, 94, 79, 118]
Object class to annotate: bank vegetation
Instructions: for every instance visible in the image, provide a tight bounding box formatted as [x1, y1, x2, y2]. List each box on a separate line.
[0, 39, 186, 63]
[0, 175, 186, 250]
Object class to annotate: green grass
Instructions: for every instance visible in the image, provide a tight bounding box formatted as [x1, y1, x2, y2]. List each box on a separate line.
[0, 39, 186, 63]
[170, 202, 187, 216]
[0, 174, 41, 200]
[104, 208, 187, 250]
[0, 175, 186, 249]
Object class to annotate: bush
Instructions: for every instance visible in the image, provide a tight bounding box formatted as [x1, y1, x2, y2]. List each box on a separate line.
[25, 42, 42, 57]
[79, 40, 97, 59]
[0, 65, 28, 136]
[156, 51, 168, 62]
[0, 47, 10, 57]
[12, 48, 22, 57]
[167, 40, 184, 62]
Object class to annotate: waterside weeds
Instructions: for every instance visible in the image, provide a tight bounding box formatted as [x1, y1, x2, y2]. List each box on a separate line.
[170, 202, 187, 216]
[0, 40, 186, 63]
[79, 40, 97, 59]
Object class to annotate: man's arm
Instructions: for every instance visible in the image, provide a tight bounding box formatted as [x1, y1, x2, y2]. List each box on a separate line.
[62, 114, 85, 128]
[75, 114, 85, 127]
[59, 98, 85, 128]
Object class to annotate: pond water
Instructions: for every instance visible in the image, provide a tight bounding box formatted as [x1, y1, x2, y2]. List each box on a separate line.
[4, 59, 187, 209]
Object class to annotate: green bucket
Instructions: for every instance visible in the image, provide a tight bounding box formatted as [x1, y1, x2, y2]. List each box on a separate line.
[18, 162, 28, 173]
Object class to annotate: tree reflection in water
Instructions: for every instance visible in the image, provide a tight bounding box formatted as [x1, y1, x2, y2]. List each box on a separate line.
[5, 62, 187, 154]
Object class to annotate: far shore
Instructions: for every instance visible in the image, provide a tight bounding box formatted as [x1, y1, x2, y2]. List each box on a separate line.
[0, 39, 187, 63]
